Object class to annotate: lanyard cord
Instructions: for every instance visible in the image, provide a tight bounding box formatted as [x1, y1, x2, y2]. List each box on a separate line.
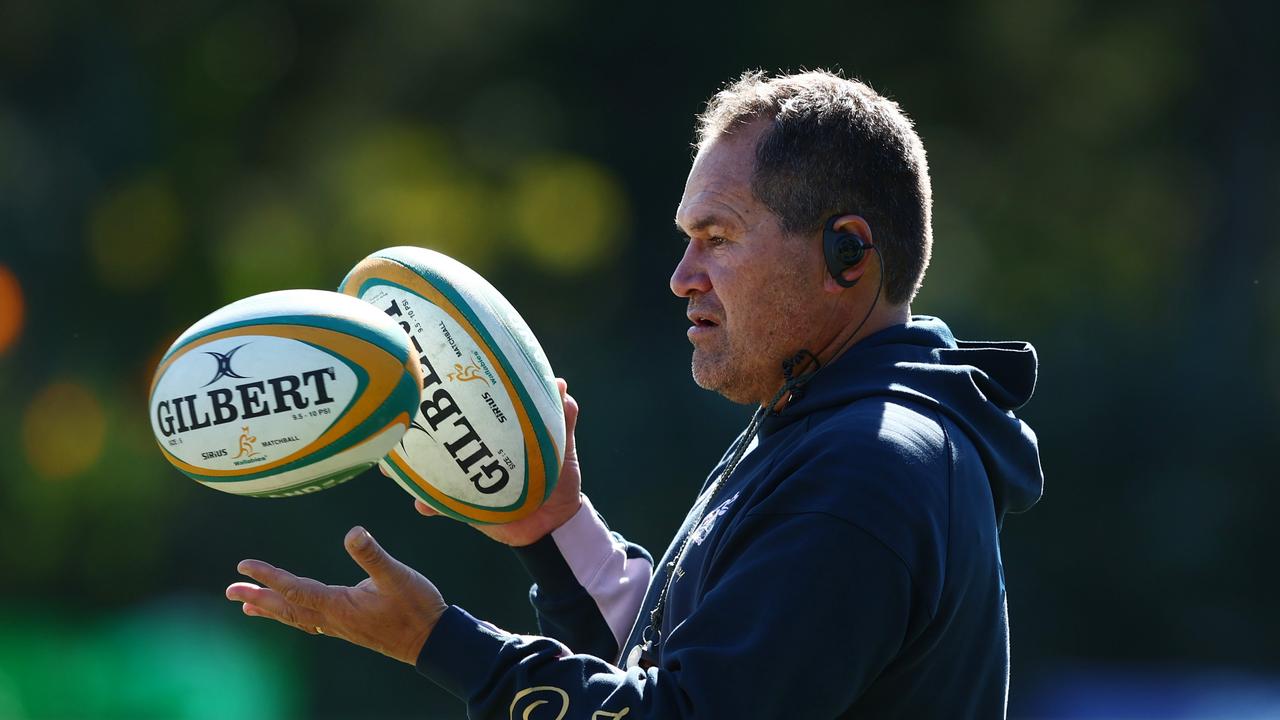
[632, 247, 883, 668]
[635, 380, 794, 666]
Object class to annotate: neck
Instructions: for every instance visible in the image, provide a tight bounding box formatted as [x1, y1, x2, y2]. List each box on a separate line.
[761, 302, 910, 409]
[818, 302, 910, 367]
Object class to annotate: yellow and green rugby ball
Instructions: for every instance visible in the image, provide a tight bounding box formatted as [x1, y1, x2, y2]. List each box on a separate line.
[340, 247, 565, 524]
[149, 289, 424, 498]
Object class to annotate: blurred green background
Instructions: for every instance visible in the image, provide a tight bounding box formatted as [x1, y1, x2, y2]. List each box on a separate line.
[1, 0, 1278, 718]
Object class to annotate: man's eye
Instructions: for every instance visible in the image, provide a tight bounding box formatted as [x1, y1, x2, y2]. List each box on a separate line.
[676, 234, 727, 248]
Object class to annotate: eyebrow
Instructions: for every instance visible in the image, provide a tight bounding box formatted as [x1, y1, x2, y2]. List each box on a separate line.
[674, 213, 737, 235]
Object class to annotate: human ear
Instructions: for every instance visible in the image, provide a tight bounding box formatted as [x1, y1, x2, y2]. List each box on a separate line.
[821, 214, 874, 294]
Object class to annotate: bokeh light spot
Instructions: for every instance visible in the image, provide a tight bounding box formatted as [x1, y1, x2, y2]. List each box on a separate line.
[352, 179, 495, 266]
[141, 328, 183, 400]
[216, 190, 323, 301]
[320, 123, 497, 268]
[0, 264, 24, 353]
[88, 173, 185, 292]
[22, 380, 107, 480]
[512, 155, 628, 273]
[327, 123, 450, 189]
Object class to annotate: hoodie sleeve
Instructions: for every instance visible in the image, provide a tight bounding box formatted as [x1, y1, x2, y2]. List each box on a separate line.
[509, 495, 653, 661]
[416, 510, 913, 719]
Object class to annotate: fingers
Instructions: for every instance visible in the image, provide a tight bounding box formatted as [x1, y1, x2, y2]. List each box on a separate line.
[345, 526, 406, 588]
[235, 559, 330, 610]
[556, 377, 579, 435]
[563, 391, 579, 433]
[226, 581, 327, 635]
[413, 499, 440, 517]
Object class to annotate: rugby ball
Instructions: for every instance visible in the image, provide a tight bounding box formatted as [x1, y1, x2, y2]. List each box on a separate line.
[339, 247, 564, 524]
[149, 289, 424, 498]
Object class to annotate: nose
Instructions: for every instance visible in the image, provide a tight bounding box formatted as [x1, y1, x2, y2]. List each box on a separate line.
[670, 243, 711, 298]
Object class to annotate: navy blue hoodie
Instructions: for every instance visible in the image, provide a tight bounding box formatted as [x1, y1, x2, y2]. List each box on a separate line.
[416, 316, 1043, 718]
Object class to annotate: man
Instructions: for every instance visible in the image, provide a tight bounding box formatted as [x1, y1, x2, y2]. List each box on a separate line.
[227, 69, 1044, 718]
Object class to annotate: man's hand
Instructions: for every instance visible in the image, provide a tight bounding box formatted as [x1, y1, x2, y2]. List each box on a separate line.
[225, 526, 448, 665]
[407, 377, 584, 547]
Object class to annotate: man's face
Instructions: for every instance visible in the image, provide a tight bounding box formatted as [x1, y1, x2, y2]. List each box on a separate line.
[671, 122, 826, 405]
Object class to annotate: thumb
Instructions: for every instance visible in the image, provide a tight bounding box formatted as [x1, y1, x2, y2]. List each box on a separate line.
[345, 526, 405, 586]
[556, 378, 580, 439]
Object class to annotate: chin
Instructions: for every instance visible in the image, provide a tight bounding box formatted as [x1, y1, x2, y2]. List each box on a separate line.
[691, 354, 758, 406]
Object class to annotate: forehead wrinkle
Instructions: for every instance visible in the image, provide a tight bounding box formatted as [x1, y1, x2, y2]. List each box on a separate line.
[678, 131, 765, 235]
[676, 192, 757, 236]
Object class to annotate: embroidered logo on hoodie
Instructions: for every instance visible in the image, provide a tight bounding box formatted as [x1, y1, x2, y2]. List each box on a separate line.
[691, 491, 740, 546]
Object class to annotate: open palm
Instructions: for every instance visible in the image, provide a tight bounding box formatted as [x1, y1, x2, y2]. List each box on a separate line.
[226, 526, 448, 665]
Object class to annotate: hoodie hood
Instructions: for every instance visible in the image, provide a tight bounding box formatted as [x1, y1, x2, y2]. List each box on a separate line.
[761, 315, 1043, 522]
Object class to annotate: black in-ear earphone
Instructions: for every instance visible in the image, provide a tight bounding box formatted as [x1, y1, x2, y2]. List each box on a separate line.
[631, 214, 887, 669]
[822, 215, 869, 287]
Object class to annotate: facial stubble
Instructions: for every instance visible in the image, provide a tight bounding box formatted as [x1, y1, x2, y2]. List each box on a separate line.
[690, 261, 816, 406]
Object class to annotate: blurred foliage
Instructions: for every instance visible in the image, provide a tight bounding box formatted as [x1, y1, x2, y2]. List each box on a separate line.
[0, 0, 1277, 717]
[0, 599, 299, 718]
[88, 171, 185, 293]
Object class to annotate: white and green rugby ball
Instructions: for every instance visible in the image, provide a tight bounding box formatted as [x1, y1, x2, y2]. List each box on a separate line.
[340, 247, 565, 524]
[149, 289, 424, 497]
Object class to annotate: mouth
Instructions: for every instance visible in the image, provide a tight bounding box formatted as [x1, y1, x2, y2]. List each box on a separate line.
[687, 311, 721, 340]
[687, 308, 722, 327]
